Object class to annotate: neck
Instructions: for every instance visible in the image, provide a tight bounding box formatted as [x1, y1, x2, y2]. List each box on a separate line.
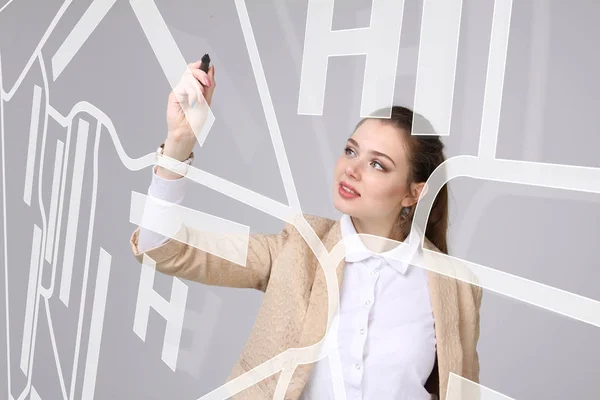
[350, 215, 404, 253]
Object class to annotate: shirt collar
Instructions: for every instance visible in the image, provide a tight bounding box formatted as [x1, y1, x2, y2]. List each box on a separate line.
[340, 214, 420, 275]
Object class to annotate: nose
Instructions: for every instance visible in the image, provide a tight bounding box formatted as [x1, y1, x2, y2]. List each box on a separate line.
[345, 162, 360, 180]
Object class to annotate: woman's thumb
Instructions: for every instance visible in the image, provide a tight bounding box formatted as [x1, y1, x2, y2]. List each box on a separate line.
[208, 64, 215, 78]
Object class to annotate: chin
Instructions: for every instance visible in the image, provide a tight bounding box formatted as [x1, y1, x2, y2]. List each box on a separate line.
[332, 193, 346, 213]
[333, 196, 356, 216]
[333, 200, 345, 214]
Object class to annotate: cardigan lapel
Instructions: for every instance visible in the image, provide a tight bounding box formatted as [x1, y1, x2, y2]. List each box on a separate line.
[284, 219, 345, 399]
[298, 218, 346, 348]
[423, 238, 463, 400]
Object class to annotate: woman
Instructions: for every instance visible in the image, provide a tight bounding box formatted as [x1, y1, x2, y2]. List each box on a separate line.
[129, 59, 482, 400]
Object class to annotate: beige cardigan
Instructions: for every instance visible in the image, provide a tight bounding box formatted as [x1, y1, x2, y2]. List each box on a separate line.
[129, 213, 482, 400]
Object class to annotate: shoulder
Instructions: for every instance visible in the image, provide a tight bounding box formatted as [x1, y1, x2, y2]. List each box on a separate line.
[281, 213, 339, 248]
[301, 213, 337, 233]
[282, 213, 336, 233]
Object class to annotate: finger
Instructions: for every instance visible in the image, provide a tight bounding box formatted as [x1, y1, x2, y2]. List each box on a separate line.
[183, 82, 197, 107]
[188, 59, 202, 69]
[172, 77, 198, 107]
[189, 68, 210, 87]
[172, 81, 190, 105]
[185, 80, 204, 106]
[206, 65, 215, 87]
[187, 76, 205, 97]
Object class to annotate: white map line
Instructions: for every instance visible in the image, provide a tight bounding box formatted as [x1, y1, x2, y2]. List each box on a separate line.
[129, 0, 215, 146]
[449, 180, 590, 281]
[51, 0, 118, 81]
[59, 118, 89, 307]
[412, 0, 463, 136]
[409, 155, 600, 328]
[329, 337, 346, 400]
[272, 1, 336, 209]
[39, 52, 66, 300]
[460, 157, 599, 195]
[521, 0, 549, 161]
[0, 49, 10, 400]
[30, 387, 41, 400]
[68, 121, 103, 400]
[177, 295, 224, 378]
[48, 124, 71, 296]
[134, 255, 189, 371]
[234, 0, 302, 212]
[36, 52, 53, 296]
[478, 0, 512, 160]
[45, 107, 71, 293]
[81, 248, 112, 400]
[0, 0, 18, 14]
[0, 0, 73, 101]
[273, 364, 295, 399]
[446, 373, 514, 400]
[130, 192, 251, 267]
[20, 224, 42, 374]
[23, 85, 42, 206]
[128, 0, 196, 87]
[47, 104, 68, 126]
[43, 297, 68, 400]
[183, 166, 295, 223]
[43, 138, 64, 264]
[424, 245, 600, 327]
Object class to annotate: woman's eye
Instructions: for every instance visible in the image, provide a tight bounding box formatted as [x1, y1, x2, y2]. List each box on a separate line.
[344, 147, 355, 156]
[370, 161, 385, 171]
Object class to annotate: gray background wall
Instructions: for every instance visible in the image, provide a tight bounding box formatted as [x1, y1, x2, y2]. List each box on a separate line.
[0, 0, 598, 399]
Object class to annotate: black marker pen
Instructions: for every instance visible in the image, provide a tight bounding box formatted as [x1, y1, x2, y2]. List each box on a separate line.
[200, 53, 211, 74]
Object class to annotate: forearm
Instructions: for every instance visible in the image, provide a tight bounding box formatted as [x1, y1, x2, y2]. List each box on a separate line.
[137, 164, 189, 252]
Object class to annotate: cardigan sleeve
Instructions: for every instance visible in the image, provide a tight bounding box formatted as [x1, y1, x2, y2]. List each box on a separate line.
[129, 220, 294, 292]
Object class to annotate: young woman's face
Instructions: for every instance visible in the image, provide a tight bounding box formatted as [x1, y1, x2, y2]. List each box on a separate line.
[332, 119, 413, 222]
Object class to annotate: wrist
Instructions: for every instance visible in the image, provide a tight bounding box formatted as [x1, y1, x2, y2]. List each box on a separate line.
[155, 141, 194, 180]
[163, 135, 195, 161]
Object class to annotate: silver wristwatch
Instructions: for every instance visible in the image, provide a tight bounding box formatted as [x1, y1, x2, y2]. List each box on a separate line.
[156, 143, 194, 176]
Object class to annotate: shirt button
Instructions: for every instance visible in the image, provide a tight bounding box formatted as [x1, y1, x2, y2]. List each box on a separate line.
[365, 300, 371, 305]
[355, 364, 361, 370]
[360, 328, 365, 335]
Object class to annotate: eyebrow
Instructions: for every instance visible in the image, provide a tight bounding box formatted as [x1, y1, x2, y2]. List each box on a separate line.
[347, 138, 396, 167]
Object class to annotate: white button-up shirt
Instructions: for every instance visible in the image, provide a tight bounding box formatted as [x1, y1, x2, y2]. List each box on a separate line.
[138, 169, 437, 399]
[300, 214, 436, 400]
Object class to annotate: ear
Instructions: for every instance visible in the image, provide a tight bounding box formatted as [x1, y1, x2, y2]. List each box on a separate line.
[401, 182, 427, 207]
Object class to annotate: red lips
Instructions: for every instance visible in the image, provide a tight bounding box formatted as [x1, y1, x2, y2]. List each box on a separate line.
[340, 181, 360, 196]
